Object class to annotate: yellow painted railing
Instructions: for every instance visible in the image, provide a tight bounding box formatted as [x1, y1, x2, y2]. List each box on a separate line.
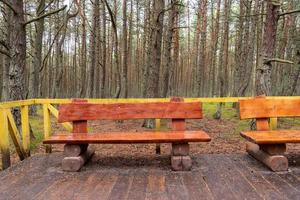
[0, 96, 299, 170]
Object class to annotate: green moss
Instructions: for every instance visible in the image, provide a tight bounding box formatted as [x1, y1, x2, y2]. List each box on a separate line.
[29, 114, 44, 150]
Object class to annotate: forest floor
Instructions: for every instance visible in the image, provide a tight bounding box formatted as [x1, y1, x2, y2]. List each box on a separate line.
[3, 103, 300, 168]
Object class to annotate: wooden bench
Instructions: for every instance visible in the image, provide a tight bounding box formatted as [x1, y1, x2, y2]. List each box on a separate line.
[239, 97, 300, 171]
[43, 98, 211, 171]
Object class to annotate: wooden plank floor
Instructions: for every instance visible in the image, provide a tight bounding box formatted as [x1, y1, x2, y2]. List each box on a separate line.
[0, 153, 299, 200]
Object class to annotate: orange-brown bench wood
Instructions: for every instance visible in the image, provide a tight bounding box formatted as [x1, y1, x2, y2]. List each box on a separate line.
[240, 130, 300, 144]
[43, 131, 211, 144]
[58, 102, 202, 122]
[239, 98, 300, 119]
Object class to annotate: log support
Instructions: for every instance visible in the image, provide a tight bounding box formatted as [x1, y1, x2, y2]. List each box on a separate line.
[171, 143, 191, 171]
[246, 142, 288, 171]
[64, 144, 88, 157]
[62, 144, 94, 172]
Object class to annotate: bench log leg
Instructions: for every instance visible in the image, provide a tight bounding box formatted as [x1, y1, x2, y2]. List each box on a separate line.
[259, 144, 286, 155]
[64, 144, 88, 157]
[171, 143, 192, 171]
[156, 144, 161, 154]
[246, 142, 288, 172]
[62, 146, 95, 172]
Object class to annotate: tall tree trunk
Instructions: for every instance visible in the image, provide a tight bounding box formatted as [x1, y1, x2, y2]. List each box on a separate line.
[121, 0, 128, 98]
[288, 33, 300, 95]
[29, 0, 45, 113]
[0, 4, 10, 101]
[218, 0, 231, 97]
[161, 0, 178, 97]
[197, 0, 207, 97]
[90, 0, 100, 98]
[256, 1, 280, 96]
[144, 0, 164, 99]
[100, 2, 106, 98]
[141, 0, 152, 97]
[143, 0, 165, 128]
[103, 0, 121, 98]
[127, 0, 133, 97]
[211, 0, 221, 97]
[8, 0, 26, 101]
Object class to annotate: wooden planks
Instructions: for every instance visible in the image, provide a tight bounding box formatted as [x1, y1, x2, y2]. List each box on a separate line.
[58, 102, 202, 122]
[43, 131, 211, 144]
[1, 153, 300, 200]
[234, 156, 283, 199]
[240, 130, 300, 144]
[239, 98, 300, 119]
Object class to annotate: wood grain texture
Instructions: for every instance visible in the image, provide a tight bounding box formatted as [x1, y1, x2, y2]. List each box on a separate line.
[71, 99, 88, 134]
[73, 121, 88, 134]
[58, 102, 202, 122]
[256, 118, 269, 131]
[259, 144, 286, 155]
[246, 142, 288, 171]
[240, 130, 300, 144]
[239, 98, 300, 119]
[61, 148, 95, 172]
[43, 131, 211, 144]
[1, 153, 300, 200]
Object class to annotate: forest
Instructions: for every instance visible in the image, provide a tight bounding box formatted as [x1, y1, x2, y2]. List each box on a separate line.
[0, 0, 300, 101]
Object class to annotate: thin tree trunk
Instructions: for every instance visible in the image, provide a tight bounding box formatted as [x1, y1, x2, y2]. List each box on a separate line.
[121, 0, 128, 98]
[103, 0, 121, 98]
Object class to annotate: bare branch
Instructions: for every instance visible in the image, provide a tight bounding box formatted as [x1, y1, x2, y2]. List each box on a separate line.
[0, 39, 9, 50]
[279, 9, 300, 16]
[24, 5, 67, 26]
[41, 0, 56, 14]
[0, 0, 17, 14]
[264, 57, 294, 64]
[0, 48, 10, 58]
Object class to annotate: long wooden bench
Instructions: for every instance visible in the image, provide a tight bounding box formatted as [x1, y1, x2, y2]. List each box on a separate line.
[43, 98, 211, 171]
[239, 97, 300, 171]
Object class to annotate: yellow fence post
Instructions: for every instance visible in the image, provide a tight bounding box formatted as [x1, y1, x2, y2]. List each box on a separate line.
[270, 118, 278, 130]
[6, 110, 26, 160]
[43, 104, 52, 153]
[21, 105, 30, 156]
[0, 109, 11, 169]
[155, 119, 161, 131]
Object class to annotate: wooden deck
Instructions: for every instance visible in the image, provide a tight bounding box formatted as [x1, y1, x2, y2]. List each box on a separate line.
[0, 153, 299, 200]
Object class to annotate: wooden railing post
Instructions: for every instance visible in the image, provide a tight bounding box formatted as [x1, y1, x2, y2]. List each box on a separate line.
[21, 105, 30, 156]
[43, 104, 52, 153]
[0, 109, 11, 169]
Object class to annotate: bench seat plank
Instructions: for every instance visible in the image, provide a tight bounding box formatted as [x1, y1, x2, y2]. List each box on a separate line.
[240, 130, 300, 144]
[43, 131, 211, 144]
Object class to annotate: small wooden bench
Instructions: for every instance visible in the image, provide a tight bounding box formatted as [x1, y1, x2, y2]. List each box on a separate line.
[43, 98, 211, 171]
[239, 97, 300, 171]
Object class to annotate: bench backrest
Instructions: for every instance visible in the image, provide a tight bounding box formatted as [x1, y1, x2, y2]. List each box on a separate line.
[239, 97, 300, 119]
[58, 101, 203, 123]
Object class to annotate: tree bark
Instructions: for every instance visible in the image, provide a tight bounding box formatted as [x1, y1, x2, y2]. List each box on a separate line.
[256, 0, 280, 96]
[121, 0, 128, 98]
[29, 0, 45, 113]
[8, 0, 26, 101]
[144, 0, 165, 99]
[161, 0, 178, 97]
